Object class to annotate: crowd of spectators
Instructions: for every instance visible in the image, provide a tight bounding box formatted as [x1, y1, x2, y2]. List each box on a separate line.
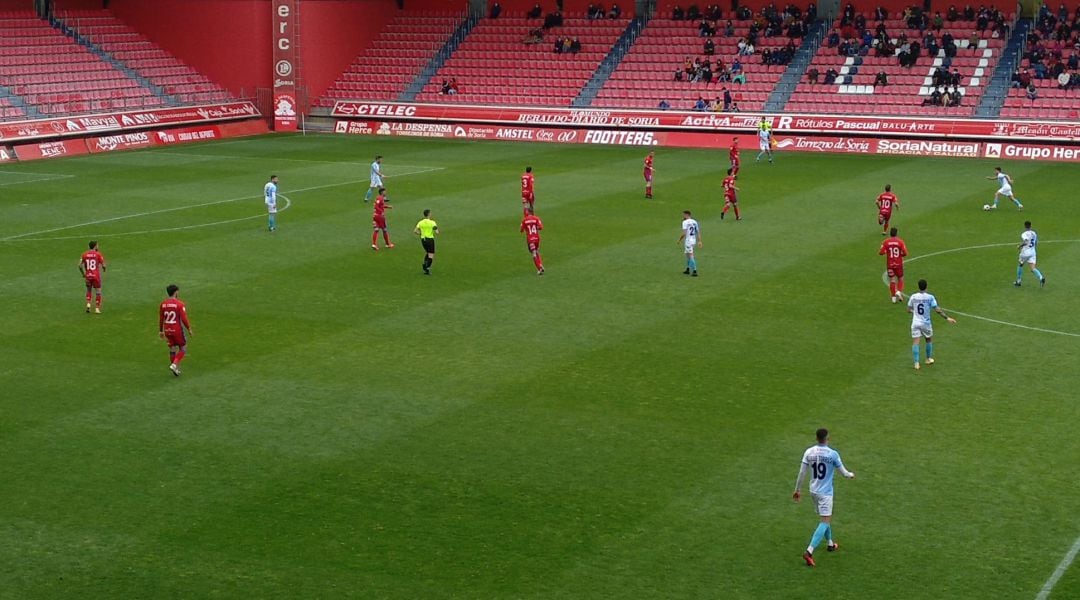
[439, 78, 460, 95]
[586, 3, 622, 19]
[675, 55, 746, 83]
[921, 85, 963, 106]
[690, 88, 743, 111]
[553, 36, 582, 53]
[1015, 3, 1080, 96]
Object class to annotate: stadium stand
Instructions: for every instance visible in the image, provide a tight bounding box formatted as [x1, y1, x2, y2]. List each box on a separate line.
[998, 5, 1080, 120]
[320, 12, 464, 106]
[0, 10, 161, 117]
[414, 12, 629, 106]
[784, 5, 1013, 116]
[595, 0, 811, 112]
[56, 10, 232, 106]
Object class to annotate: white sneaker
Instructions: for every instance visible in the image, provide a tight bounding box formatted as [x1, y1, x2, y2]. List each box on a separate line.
[169, 363, 180, 377]
[926, 358, 935, 366]
[914, 362, 920, 370]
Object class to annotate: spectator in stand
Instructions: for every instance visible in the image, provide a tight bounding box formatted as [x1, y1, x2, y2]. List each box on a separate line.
[674, 66, 684, 81]
[570, 37, 581, 53]
[738, 38, 755, 55]
[490, 2, 501, 18]
[731, 56, 743, 75]
[553, 37, 564, 53]
[543, 10, 563, 29]
[874, 70, 889, 86]
[609, 3, 621, 18]
[730, 101, 741, 112]
[448, 78, 459, 95]
[806, 2, 817, 22]
[827, 29, 840, 47]
[963, 5, 974, 20]
[1069, 53, 1079, 70]
[724, 20, 735, 36]
[762, 48, 773, 64]
[947, 87, 962, 106]
[700, 18, 716, 36]
[947, 4, 959, 21]
[933, 12, 944, 30]
[673, 5, 685, 19]
[694, 96, 708, 111]
[707, 4, 722, 19]
[562, 37, 572, 52]
[968, 30, 979, 46]
[1058, 2, 1068, 20]
[723, 86, 733, 109]
[875, 5, 888, 20]
[1034, 60, 1048, 79]
[824, 67, 838, 84]
[1026, 82, 1039, 101]
[528, 2, 542, 18]
[523, 28, 544, 44]
[928, 86, 944, 105]
[440, 79, 451, 94]
[687, 4, 700, 20]
[950, 68, 962, 86]
[704, 38, 715, 54]
[807, 67, 820, 83]
[659, 98, 671, 109]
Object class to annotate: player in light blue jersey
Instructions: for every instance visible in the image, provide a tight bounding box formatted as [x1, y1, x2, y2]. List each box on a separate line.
[985, 167, 1022, 210]
[1014, 220, 1046, 287]
[364, 155, 384, 202]
[264, 175, 278, 232]
[907, 278, 956, 370]
[793, 428, 855, 567]
[678, 210, 701, 276]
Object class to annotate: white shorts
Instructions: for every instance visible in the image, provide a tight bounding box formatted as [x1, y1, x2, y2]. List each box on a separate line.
[911, 322, 933, 339]
[759, 139, 770, 151]
[997, 185, 1012, 196]
[267, 207, 277, 214]
[1019, 250, 1036, 265]
[371, 176, 383, 188]
[684, 239, 697, 254]
[811, 493, 833, 517]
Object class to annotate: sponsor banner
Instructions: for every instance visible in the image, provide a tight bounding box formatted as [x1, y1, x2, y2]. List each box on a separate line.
[983, 141, 1080, 162]
[272, 0, 299, 131]
[14, 139, 90, 161]
[152, 125, 221, 145]
[0, 146, 14, 162]
[88, 131, 154, 153]
[330, 101, 1080, 142]
[875, 138, 981, 157]
[0, 102, 259, 144]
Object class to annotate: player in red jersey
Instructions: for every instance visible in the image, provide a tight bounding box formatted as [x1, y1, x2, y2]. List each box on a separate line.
[521, 166, 535, 215]
[879, 227, 908, 303]
[729, 138, 740, 175]
[520, 208, 545, 275]
[159, 284, 193, 376]
[371, 187, 394, 250]
[643, 151, 655, 198]
[78, 240, 106, 313]
[876, 184, 899, 235]
[720, 168, 741, 220]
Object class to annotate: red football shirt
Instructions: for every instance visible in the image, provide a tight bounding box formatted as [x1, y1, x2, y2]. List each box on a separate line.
[80, 250, 105, 276]
[520, 214, 543, 241]
[729, 144, 740, 163]
[159, 298, 190, 333]
[722, 175, 737, 197]
[643, 155, 654, 174]
[521, 173, 534, 196]
[877, 192, 898, 213]
[373, 194, 388, 217]
[879, 236, 908, 267]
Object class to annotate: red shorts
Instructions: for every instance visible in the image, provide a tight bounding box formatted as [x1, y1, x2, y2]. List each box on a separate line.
[887, 263, 904, 278]
[163, 329, 186, 348]
[724, 194, 737, 204]
[372, 215, 387, 229]
[878, 211, 892, 224]
[527, 238, 540, 253]
[84, 274, 101, 288]
[522, 191, 534, 203]
[643, 170, 653, 182]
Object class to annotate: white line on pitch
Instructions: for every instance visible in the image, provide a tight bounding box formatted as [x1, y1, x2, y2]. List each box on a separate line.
[1035, 535, 1080, 600]
[147, 150, 442, 169]
[0, 173, 75, 187]
[943, 308, 1080, 338]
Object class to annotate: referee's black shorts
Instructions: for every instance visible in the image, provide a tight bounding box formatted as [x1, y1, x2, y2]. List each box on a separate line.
[421, 238, 435, 253]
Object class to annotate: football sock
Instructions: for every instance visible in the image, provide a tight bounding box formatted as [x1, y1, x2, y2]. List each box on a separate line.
[898, 279, 904, 292]
[86, 291, 92, 303]
[169, 351, 176, 361]
[1016, 265, 1024, 280]
[808, 522, 828, 552]
[734, 206, 741, 219]
[756, 151, 765, 161]
[95, 293, 102, 307]
[174, 349, 185, 364]
[926, 342, 934, 360]
[383, 231, 392, 245]
[912, 344, 920, 364]
[826, 524, 833, 545]
[688, 257, 697, 271]
[268, 215, 276, 229]
[1013, 197, 1022, 206]
[423, 257, 432, 269]
[372, 231, 379, 245]
[889, 282, 896, 296]
[364, 188, 374, 201]
[1033, 268, 1044, 281]
[533, 254, 543, 270]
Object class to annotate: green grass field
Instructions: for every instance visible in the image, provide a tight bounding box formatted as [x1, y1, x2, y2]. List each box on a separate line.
[1, 133, 1078, 599]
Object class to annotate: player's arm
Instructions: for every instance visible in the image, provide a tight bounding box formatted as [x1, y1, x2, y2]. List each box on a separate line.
[792, 461, 808, 500]
[78, 259, 86, 275]
[158, 309, 166, 339]
[180, 308, 193, 335]
[935, 307, 957, 324]
[413, 224, 421, 236]
[678, 231, 686, 244]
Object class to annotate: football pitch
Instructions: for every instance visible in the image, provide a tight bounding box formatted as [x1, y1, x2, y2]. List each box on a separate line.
[1, 133, 1078, 599]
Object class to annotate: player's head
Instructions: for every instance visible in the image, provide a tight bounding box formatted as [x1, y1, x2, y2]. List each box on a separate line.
[375, 155, 383, 163]
[682, 210, 691, 218]
[423, 209, 431, 218]
[733, 137, 739, 145]
[994, 166, 1002, 173]
[918, 279, 928, 291]
[88, 240, 97, 249]
[884, 184, 891, 192]
[648, 151, 654, 157]
[378, 187, 386, 195]
[727, 167, 733, 175]
[525, 166, 532, 173]
[815, 428, 829, 443]
[890, 227, 897, 237]
[166, 284, 179, 297]
[1024, 220, 1032, 229]
[269, 175, 277, 183]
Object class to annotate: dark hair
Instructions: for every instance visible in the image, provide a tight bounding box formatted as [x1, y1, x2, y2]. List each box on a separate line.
[375, 155, 383, 161]
[379, 187, 386, 194]
[88, 240, 97, 249]
[423, 209, 431, 217]
[683, 210, 691, 216]
[918, 279, 928, 291]
[166, 284, 179, 296]
[890, 227, 898, 236]
[1024, 220, 1032, 228]
[270, 175, 277, 180]
[525, 166, 532, 173]
[885, 184, 891, 191]
[816, 428, 828, 443]
[994, 166, 1001, 171]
